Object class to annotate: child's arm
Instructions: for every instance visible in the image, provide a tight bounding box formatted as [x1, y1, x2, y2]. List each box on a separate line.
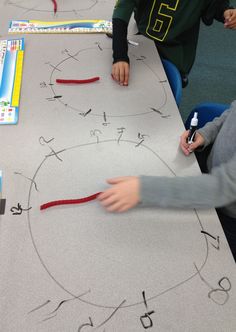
[197, 105, 231, 147]
[98, 153, 236, 213]
[111, 1, 136, 85]
[98, 130, 205, 212]
[139, 152, 236, 210]
[112, 18, 130, 86]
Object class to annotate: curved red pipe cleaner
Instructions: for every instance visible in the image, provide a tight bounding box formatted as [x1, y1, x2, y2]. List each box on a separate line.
[51, 0, 57, 14]
[40, 192, 101, 210]
[56, 77, 100, 84]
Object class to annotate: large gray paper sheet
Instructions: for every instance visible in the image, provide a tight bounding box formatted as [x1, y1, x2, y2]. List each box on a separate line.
[0, 1, 236, 331]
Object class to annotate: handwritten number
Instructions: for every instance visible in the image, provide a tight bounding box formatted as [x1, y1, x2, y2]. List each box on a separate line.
[10, 203, 31, 215]
[201, 230, 220, 250]
[140, 291, 155, 329]
[140, 311, 155, 329]
[208, 277, 232, 305]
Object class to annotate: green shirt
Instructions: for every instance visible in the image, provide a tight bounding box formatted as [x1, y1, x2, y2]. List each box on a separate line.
[113, 0, 230, 74]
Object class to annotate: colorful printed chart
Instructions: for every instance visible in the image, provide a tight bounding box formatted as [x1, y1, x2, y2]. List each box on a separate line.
[0, 38, 24, 125]
[9, 19, 112, 34]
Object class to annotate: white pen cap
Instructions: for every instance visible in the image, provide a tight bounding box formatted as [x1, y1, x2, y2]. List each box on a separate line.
[191, 112, 198, 126]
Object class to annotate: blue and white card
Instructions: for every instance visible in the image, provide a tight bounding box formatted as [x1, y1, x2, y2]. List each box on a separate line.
[0, 38, 24, 125]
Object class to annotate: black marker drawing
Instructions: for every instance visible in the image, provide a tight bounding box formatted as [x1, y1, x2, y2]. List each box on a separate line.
[201, 230, 220, 250]
[26, 137, 211, 322]
[135, 132, 149, 147]
[96, 299, 126, 329]
[208, 277, 231, 305]
[140, 291, 155, 329]
[14, 171, 39, 192]
[39, 136, 66, 161]
[140, 311, 155, 329]
[117, 127, 126, 144]
[39, 136, 55, 146]
[150, 107, 170, 118]
[40, 81, 47, 88]
[90, 129, 102, 143]
[44, 44, 170, 118]
[6, 0, 101, 15]
[45, 147, 65, 162]
[102, 112, 110, 126]
[194, 263, 231, 305]
[78, 316, 93, 331]
[11, 203, 32, 215]
[48, 290, 91, 315]
[28, 300, 51, 314]
[41, 313, 57, 322]
[80, 109, 92, 117]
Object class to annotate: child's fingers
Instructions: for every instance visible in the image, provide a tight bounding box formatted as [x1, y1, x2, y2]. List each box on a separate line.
[123, 66, 129, 86]
[114, 203, 131, 213]
[98, 189, 115, 201]
[181, 145, 191, 155]
[106, 201, 126, 212]
[180, 131, 191, 155]
[180, 131, 189, 146]
[225, 21, 236, 28]
[100, 195, 119, 207]
[107, 177, 128, 184]
[118, 67, 129, 86]
[118, 68, 126, 85]
[188, 141, 198, 150]
[111, 67, 119, 82]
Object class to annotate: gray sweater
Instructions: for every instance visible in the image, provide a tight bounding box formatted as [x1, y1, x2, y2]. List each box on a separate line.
[140, 101, 236, 218]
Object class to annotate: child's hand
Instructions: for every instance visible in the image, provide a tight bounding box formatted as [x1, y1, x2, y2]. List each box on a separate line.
[98, 176, 140, 212]
[224, 9, 236, 29]
[112, 61, 130, 86]
[180, 130, 205, 155]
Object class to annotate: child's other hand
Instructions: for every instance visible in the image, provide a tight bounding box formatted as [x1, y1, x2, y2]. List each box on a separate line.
[112, 61, 130, 86]
[224, 9, 236, 29]
[180, 130, 205, 155]
[98, 176, 140, 212]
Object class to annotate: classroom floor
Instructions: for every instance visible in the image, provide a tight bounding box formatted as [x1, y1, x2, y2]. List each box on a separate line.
[180, 2, 236, 122]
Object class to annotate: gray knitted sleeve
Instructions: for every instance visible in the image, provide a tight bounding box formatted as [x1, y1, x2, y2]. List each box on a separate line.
[140, 152, 236, 215]
[197, 103, 234, 147]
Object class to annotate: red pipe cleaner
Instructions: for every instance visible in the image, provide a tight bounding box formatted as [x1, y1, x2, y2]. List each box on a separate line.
[40, 192, 101, 210]
[52, 0, 57, 14]
[56, 77, 100, 84]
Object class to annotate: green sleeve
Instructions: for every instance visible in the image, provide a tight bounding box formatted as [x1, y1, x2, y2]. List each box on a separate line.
[202, 0, 232, 24]
[112, 0, 136, 23]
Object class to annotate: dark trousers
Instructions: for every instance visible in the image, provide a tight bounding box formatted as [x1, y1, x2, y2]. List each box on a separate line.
[195, 147, 236, 262]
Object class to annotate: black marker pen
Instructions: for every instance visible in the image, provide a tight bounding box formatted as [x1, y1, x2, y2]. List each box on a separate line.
[188, 112, 198, 144]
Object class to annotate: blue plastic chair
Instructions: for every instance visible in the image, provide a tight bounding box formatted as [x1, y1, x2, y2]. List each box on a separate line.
[161, 58, 182, 107]
[185, 102, 229, 129]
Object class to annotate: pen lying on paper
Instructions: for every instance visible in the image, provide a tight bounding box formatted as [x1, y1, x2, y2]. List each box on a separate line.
[188, 112, 198, 144]
[106, 32, 139, 46]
